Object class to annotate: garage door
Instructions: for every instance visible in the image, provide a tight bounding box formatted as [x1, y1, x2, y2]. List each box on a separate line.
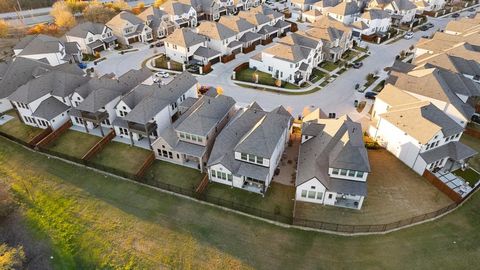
[232, 48, 241, 55]
[210, 57, 220, 65]
[252, 40, 261, 46]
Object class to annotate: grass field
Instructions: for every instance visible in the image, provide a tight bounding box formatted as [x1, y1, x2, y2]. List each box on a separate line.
[90, 141, 151, 176]
[235, 68, 300, 89]
[0, 111, 43, 142]
[46, 130, 101, 159]
[1, 137, 480, 269]
[461, 134, 480, 172]
[143, 160, 204, 190]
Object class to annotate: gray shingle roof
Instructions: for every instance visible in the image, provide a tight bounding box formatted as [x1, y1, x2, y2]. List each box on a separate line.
[420, 141, 477, 164]
[32, 96, 69, 121]
[66, 22, 106, 39]
[175, 94, 235, 137]
[16, 35, 66, 56]
[193, 46, 222, 59]
[207, 103, 293, 179]
[296, 115, 370, 196]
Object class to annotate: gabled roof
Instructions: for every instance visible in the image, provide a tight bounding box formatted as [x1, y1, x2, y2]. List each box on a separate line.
[207, 103, 293, 178]
[376, 84, 420, 106]
[278, 31, 321, 50]
[361, 8, 391, 20]
[238, 10, 272, 26]
[379, 101, 463, 144]
[15, 35, 64, 56]
[138, 6, 168, 22]
[306, 16, 351, 42]
[296, 115, 370, 196]
[165, 28, 206, 47]
[420, 141, 477, 164]
[328, 1, 360, 16]
[263, 43, 312, 63]
[32, 96, 69, 121]
[219, 16, 256, 33]
[196, 21, 236, 40]
[107, 11, 144, 28]
[161, 0, 194, 15]
[66, 22, 107, 38]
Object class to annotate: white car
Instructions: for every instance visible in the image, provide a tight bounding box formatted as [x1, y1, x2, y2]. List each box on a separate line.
[404, 32, 414, 39]
[154, 71, 170, 78]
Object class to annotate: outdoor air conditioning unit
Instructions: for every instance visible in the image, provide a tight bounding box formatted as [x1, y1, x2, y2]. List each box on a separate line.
[461, 163, 469, 171]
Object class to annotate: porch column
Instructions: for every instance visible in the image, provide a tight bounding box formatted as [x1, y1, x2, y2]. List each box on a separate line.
[145, 126, 153, 150]
[83, 119, 89, 133]
[128, 129, 135, 147]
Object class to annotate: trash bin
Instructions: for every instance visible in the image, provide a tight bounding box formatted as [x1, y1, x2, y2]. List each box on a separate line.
[354, 100, 359, 107]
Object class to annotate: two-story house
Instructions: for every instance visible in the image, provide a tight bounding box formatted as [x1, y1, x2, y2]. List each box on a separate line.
[352, 8, 392, 38]
[369, 84, 477, 175]
[326, 1, 361, 25]
[112, 71, 199, 149]
[296, 111, 370, 210]
[8, 70, 88, 130]
[218, 16, 260, 50]
[160, 0, 198, 28]
[106, 11, 154, 45]
[207, 102, 293, 195]
[388, 68, 480, 127]
[249, 43, 315, 85]
[138, 6, 177, 39]
[164, 28, 211, 64]
[278, 31, 324, 66]
[65, 22, 117, 54]
[14, 34, 82, 66]
[152, 92, 236, 171]
[181, 0, 226, 21]
[196, 21, 242, 57]
[306, 17, 353, 62]
[70, 68, 151, 136]
[369, 0, 417, 25]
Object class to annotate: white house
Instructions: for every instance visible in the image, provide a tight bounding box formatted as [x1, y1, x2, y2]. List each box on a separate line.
[159, 0, 198, 28]
[8, 70, 88, 130]
[106, 11, 154, 45]
[151, 92, 236, 171]
[218, 15, 260, 49]
[278, 31, 324, 66]
[326, 1, 361, 25]
[389, 68, 480, 128]
[207, 103, 293, 195]
[249, 43, 315, 85]
[306, 17, 353, 62]
[352, 8, 391, 37]
[369, 84, 476, 175]
[196, 21, 241, 56]
[13, 35, 82, 66]
[296, 111, 370, 210]
[65, 22, 117, 54]
[138, 7, 177, 39]
[164, 28, 210, 64]
[369, 0, 417, 24]
[112, 71, 199, 149]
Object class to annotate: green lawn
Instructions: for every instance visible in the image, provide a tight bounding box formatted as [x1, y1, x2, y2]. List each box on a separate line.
[90, 141, 151, 176]
[1, 136, 480, 269]
[353, 45, 369, 53]
[204, 182, 295, 219]
[154, 54, 183, 71]
[0, 111, 43, 142]
[453, 168, 480, 188]
[143, 160, 204, 191]
[236, 68, 300, 89]
[461, 134, 480, 172]
[310, 68, 328, 83]
[319, 61, 339, 72]
[341, 50, 359, 61]
[354, 54, 369, 63]
[46, 130, 101, 159]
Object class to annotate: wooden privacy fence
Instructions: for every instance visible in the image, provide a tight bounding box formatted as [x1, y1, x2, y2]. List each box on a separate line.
[195, 174, 209, 194]
[36, 120, 72, 148]
[221, 54, 235, 63]
[464, 126, 480, 139]
[29, 126, 53, 147]
[134, 152, 155, 180]
[242, 45, 255, 54]
[423, 170, 463, 203]
[82, 129, 115, 161]
[234, 62, 249, 72]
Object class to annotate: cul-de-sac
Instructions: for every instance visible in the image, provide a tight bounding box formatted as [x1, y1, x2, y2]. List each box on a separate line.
[0, 0, 479, 269]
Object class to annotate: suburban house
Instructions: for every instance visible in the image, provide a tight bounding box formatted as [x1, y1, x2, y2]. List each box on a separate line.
[70, 68, 152, 136]
[302, 8, 323, 23]
[207, 102, 293, 195]
[325, 1, 361, 25]
[0, 58, 84, 114]
[311, 0, 342, 14]
[8, 70, 88, 130]
[369, 84, 477, 176]
[296, 111, 370, 210]
[249, 43, 315, 85]
[290, 0, 318, 11]
[196, 21, 242, 57]
[352, 8, 392, 38]
[181, 0, 227, 21]
[106, 11, 154, 45]
[443, 14, 480, 36]
[65, 22, 117, 54]
[13, 35, 82, 66]
[218, 16, 260, 50]
[278, 31, 324, 66]
[152, 92, 236, 171]
[414, 0, 446, 12]
[159, 0, 198, 28]
[306, 17, 353, 62]
[112, 71, 199, 149]
[369, 0, 417, 24]
[164, 28, 212, 64]
[388, 68, 480, 127]
[138, 6, 177, 39]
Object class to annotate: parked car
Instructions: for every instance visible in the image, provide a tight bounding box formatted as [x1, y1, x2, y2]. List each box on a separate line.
[425, 23, 434, 29]
[155, 41, 164, 47]
[353, 62, 363, 69]
[451, 13, 460, 18]
[77, 62, 87, 69]
[468, 13, 476, 18]
[472, 113, 480, 124]
[364, 92, 378, 100]
[419, 25, 429, 31]
[422, 35, 431, 39]
[468, 7, 475, 12]
[404, 32, 414, 39]
[154, 71, 169, 78]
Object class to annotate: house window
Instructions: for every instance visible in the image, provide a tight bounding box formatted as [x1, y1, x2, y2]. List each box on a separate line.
[301, 190, 307, 198]
[348, 170, 356, 177]
[197, 137, 203, 143]
[211, 170, 216, 177]
[227, 174, 233, 182]
[241, 153, 248, 160]
[185, 134, 191, 140]
[356, 171, 364, 178]
[248, 155, 255, 163]
[316, 192, 323, 200]
[256, 157, 263, 164]
[162, 150, 168, 157]
[308, 191, 316, 199]
[328, 194, 333, 199]
[332, 168, 339, 175]
[180, 132, 185, 138]
[340, 169, 347, 176]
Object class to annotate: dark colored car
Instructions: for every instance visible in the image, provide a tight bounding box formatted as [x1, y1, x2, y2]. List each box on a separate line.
[425, 23, 434, 28]
[353, 62, 363, 69]
[364, 92, 378, 100]
[419, 25, 429, 31]
[451, 13, 460, 18]
[468, 7, 475, 12]
[472, 114, 480, 124]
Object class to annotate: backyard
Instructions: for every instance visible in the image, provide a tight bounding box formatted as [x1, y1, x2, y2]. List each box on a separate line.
[235, 68, 300, 89]
[143, 160, 205, 191]
[45, 130, 102, 159]
[461, 133, 480, 172]
[0, 111, 43, 142]
[309, 68, 328, 83]
[1, 136, 480, 269]
[294, 149, 453, 225]
[153, 54, 183, 71]
[90, 141, 152, 176]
